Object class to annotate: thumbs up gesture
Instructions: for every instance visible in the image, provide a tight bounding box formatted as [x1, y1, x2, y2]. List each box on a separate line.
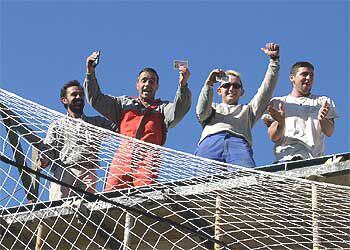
[318, 101, 330, 120]
[261, 43, 280, 59]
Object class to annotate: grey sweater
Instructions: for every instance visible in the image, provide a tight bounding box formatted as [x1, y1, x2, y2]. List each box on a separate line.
[43, 114, 117, 200]
[196, 59, 280, 147]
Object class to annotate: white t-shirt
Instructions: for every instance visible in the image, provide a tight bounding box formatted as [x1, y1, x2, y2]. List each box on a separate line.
[262, 94, 338, 162]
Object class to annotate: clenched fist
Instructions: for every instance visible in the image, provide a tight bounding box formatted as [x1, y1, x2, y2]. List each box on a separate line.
[261, 43, 280, 59]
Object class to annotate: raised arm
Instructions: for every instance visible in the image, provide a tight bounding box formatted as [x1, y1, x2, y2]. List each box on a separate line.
[196, 69, 225, 124]
[164, 66, 192, 128]
[84, 51, 122, 123]
[249, 43, 280, 123]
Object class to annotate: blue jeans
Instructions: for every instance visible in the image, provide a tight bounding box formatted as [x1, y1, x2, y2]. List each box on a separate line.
[195, 132, 256, 169]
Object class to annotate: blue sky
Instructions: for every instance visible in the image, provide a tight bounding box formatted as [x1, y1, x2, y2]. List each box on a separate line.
[1, 0, 349, 168]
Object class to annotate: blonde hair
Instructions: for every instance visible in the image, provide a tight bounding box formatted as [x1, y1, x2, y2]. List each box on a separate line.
[225, 70, 243, 85]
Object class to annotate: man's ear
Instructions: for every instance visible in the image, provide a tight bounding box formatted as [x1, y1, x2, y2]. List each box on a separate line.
[289, 74, 294, 82]
[61, 97, 68, 105]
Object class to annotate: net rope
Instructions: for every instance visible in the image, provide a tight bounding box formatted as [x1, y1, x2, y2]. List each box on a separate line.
[0, 88, 349, 250]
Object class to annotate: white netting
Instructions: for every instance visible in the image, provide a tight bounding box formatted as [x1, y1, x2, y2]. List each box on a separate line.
[0, 88, 349, 250]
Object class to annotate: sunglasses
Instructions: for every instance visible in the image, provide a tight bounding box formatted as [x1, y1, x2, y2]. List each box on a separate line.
[220, 82, 242, 89]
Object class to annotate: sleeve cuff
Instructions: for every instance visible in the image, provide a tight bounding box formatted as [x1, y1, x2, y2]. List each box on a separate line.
[270, 58, 280, 64]
[86, 72, 96, 80]
[180, 82, 188, 88]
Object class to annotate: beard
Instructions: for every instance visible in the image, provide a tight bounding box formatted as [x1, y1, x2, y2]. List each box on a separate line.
[68, 100, 84, 115]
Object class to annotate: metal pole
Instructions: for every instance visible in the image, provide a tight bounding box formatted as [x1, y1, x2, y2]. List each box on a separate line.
[312, 183, 320, 250]
[214, 195, 223, 250]
[123, 211, 134, 250]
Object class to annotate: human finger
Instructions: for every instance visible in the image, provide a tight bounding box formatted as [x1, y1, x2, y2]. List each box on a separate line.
[261, 47, 268, 54]
[278, 102, 283, 111]
[323, 100, 329, 108]
[319, 112, 326, 120]
[267, 105, 276, 114]
[267, 43, 273, 51]
[212, 68, 223, 74]
[278, 102, 285, 113]
[210, 69, 221, 78]
[87, 54, 96, 62]
[323, 108, 329, 115]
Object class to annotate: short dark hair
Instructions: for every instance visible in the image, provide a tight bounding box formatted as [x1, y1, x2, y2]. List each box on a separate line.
[290, 61, 314, 76]
[137, 67, 159, 84]
[60, 80, 83, 108]
[60, 80, 82, 99]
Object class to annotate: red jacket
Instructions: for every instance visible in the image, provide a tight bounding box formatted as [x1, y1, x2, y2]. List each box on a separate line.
[119, 100, 167, 146]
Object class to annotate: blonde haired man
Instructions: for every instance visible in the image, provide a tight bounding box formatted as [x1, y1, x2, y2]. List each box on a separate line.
[195, 43, 280, 168]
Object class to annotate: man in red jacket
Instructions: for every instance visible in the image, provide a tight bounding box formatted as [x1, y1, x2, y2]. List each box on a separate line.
[84, 51, 191, 190]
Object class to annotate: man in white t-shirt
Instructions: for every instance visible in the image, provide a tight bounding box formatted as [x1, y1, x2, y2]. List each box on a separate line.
[262, 61, 338, 163]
